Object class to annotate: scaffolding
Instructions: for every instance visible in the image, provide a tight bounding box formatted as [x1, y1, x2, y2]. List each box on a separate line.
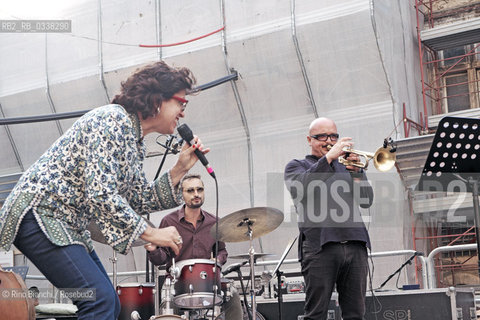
[415, 0, 480, 119]
[414, 0, 480, 288]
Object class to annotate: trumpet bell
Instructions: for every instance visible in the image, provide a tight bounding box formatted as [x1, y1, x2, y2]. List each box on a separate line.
[373, 147, 396, 172]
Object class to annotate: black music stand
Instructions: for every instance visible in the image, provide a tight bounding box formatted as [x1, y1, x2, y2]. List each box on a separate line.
[270, 237, 297, 320]
[416, 116, 480, 275]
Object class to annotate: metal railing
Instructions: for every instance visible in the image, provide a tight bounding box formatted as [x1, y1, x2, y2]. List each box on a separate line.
[243, 249, 427, 289]
[28, 248, 476, 291]
[426, 243, 478, 289]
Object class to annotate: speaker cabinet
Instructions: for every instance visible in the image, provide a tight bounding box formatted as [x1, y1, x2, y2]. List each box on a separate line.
[365, 288, 476, 320]
[256, 293, 340, 320]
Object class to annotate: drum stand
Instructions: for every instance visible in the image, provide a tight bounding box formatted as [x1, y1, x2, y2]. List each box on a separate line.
[155, 266, 160, 316]
[161, 278, 175, 315]
[109, 249, 118, 289]
[151, 262, 182, 320]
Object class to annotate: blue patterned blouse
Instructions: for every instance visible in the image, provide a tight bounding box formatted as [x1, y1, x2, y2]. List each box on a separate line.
[0, 104, 182, 254]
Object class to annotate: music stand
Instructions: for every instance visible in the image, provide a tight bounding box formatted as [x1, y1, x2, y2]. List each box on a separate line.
[416, 116, 480, 275]
[270, 237, 297, 320]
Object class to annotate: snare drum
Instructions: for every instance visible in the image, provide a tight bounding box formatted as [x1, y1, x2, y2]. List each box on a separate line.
[173, 259, 222, 309]
[117, 283, 155, 320]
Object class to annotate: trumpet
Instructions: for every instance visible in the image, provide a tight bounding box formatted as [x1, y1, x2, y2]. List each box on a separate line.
[327, 145, 396, 172]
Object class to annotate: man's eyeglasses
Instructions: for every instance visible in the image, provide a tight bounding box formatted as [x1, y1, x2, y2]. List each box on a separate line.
[310, 133, 339, 141]
[172, 96, 188, 111]
[183, 187, 204, 194]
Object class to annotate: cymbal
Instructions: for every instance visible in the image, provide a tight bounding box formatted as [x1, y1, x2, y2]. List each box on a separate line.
[87, 218, 155, 247]
[229, 253, 275, 260]
[211, 207, 284, 242]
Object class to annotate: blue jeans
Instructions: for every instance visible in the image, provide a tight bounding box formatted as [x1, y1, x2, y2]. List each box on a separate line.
[301, 241, 368, 320]
[14, 210, 120, 320]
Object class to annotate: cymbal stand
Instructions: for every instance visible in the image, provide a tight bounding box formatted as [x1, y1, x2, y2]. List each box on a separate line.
[109, 249, 118, 289]
[241, 218, 257, 319]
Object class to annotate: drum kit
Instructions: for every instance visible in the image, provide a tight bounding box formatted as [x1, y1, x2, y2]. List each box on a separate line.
[88, 206, 284, 320]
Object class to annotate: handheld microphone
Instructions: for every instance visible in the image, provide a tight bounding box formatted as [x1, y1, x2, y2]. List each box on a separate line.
[222, 261, 248, 276]
[177, 123, 215, 178]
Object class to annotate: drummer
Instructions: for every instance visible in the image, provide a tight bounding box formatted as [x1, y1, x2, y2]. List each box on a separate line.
[147, 174, 243, 319]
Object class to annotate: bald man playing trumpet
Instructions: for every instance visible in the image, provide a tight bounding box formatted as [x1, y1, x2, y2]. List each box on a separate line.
[284, 117, 374, 320]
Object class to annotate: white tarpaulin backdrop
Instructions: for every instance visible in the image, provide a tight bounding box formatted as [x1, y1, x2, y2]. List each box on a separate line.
[0, 0, 423, 292]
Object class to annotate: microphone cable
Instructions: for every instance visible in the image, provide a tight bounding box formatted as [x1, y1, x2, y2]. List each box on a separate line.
[212, 174, 219, 320]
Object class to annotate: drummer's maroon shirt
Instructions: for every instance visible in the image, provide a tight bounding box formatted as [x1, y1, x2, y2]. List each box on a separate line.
[147, 205, 228, 271]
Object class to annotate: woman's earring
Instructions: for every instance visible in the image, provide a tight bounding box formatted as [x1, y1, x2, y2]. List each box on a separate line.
[156, 107, 160, 114]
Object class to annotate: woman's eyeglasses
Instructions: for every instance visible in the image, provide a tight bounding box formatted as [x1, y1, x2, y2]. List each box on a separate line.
[172, 96, 188, 111]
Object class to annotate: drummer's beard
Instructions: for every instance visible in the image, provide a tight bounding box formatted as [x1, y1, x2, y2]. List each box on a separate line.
[186, 197, 204, 209]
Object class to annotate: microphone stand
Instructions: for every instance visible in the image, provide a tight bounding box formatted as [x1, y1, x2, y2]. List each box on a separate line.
[268, 237, 297, 320]
[275, 269, 284, 320]
[155, 135, 176, 179]
[146, 135, 176, 283]
[376, 253, 420, 290]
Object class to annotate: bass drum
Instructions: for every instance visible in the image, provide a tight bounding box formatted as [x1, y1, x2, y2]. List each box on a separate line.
[0, 268, 35, 320]
[150, 315, 183, 319]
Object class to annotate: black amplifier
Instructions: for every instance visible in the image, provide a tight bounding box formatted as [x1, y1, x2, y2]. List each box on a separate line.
[365, 288, 476, 320]
[256, 288, 476, 320]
